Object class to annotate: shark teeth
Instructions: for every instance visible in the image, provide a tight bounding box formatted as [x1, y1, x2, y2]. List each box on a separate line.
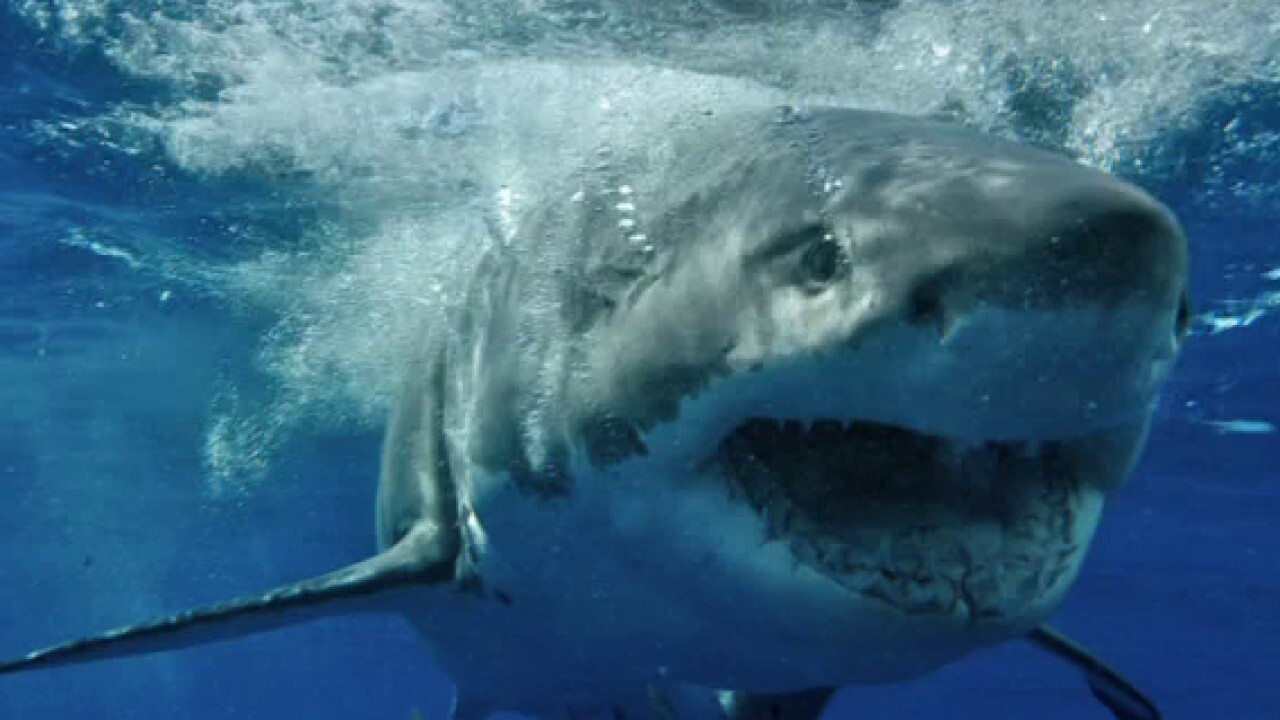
[716, 416, 1082, 622]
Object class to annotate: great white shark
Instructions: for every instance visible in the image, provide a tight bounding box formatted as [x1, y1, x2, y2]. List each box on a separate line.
[1, 103, 1189, 720]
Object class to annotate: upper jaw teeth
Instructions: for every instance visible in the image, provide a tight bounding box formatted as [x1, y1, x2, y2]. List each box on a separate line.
[738, 416, 1048, 444]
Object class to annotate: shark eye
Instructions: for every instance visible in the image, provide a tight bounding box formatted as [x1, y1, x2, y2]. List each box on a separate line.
[798, 232, 849, 287]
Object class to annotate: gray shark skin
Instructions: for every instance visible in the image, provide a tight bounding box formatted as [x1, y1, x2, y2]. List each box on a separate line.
[1, 105, 1186, 720]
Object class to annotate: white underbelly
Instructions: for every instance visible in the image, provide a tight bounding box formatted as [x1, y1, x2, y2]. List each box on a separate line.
[402, 469, 995, 714]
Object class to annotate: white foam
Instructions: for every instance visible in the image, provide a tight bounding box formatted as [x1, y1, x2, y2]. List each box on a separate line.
[61, 229, 141, 269]
[1202, 419, 1277, 435]
[1196, 290, 1280, 335]
[19, 0, 1280, 485]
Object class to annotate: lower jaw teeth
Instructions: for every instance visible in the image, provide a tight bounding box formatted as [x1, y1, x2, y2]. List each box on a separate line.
[720, 420, 1082, 621]
[788, 530, 1079, 620]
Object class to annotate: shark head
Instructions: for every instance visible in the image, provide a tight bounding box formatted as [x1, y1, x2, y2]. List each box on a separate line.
[545, 107, 1189, 639]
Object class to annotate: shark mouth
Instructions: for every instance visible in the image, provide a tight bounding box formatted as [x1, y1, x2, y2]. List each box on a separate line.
[715, 418, 1090, 622]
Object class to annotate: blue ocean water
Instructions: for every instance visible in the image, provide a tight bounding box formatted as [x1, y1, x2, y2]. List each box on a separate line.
[1, 2, 1277, 719]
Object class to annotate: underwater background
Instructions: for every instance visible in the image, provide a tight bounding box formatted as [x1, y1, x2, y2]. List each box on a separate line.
[0, 1, 1277, 718]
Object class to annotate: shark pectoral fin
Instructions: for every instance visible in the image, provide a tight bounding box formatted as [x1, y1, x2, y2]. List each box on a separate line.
[0, 520, 456, 677]
[716, 687, 837, 720]
[1027, 624, 1161, 720]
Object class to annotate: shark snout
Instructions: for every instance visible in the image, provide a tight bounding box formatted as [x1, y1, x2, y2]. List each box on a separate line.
[903, 184, 1189, 347]
[849, 184, 1191, 441]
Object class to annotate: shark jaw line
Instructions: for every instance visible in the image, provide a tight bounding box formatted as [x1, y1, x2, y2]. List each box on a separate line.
[603, 347, 1127, 627]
